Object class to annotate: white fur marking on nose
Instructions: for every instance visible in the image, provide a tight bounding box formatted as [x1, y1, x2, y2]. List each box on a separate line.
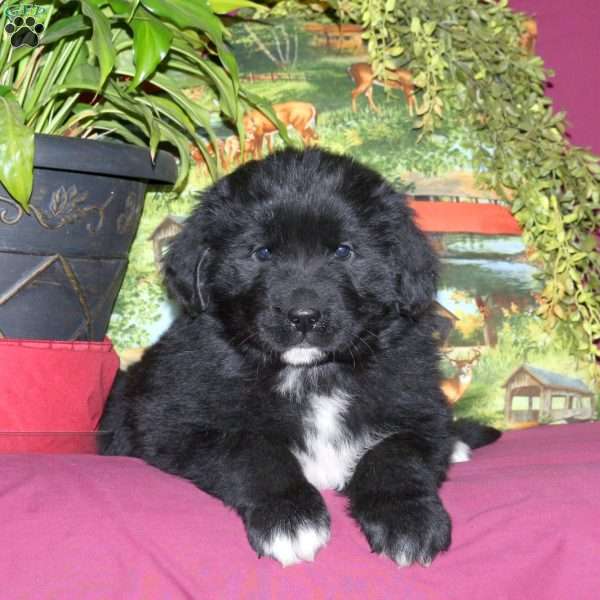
[282, 347, 326, 366]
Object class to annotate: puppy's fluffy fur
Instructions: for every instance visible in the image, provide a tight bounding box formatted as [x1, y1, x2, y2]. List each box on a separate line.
[101, 149, 500, 567]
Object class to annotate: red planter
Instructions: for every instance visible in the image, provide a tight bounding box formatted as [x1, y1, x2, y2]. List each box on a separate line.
[0, 338, 119, 453]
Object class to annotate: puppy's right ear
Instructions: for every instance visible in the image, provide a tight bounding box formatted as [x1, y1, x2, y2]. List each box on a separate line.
[163, 225, 211, 314]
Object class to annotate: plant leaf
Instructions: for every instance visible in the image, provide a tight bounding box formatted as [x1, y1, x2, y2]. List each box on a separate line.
[217, 45, 239, 90]
[0, 97, 34, 209]
[63, 63, 102, 89]
[168, 40, 238, 120]
[206, 0, 262, 14]
[85, 118, 148, 147]
[141, 95, 196, 134]
[5, 46, 36, 69]
[41, 15, 91, 46]
[129, 7, 173, 89]
[80, 0, 116, 87]
[141, 0, 224, 44]
[155, 119, 193, 189]
[106, 0, 131, 13]
[143, 71, 214, 127]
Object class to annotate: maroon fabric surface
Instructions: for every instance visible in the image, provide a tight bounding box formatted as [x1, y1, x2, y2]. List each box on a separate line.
[0, 423, 598, 599]
[0, 339, 119, 453]
[510, 0, 600, 154]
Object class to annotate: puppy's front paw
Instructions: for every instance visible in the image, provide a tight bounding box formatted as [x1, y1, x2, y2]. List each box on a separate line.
[258, 522, 330, 567]
[244, 485, 330, 566]
[352, 494, 451, 567]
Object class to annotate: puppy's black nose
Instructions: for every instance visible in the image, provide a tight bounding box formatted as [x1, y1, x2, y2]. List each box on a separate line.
[288, 308, 321, 333]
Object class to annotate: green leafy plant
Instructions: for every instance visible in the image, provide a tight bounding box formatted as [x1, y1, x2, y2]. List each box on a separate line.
[0, 0, 270, 210]
[321, 0, 599, 378]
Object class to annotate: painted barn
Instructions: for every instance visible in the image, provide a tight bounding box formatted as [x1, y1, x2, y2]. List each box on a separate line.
[433, 302, 459, 346]
[148, 215, 186, 269]
[403, 171, 511, 205]
[504, 364, 595, 425]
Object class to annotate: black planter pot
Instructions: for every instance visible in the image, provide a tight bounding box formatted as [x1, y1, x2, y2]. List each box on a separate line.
[0, 134, 177, 341]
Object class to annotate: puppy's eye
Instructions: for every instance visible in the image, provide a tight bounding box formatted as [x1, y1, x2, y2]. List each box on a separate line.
[334, 244, 353, 260]
[254, 247, 272, 261]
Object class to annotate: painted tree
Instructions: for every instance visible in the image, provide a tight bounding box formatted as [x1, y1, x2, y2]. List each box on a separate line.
[441, 258, 538, 349]
[234, 21, 301, 71]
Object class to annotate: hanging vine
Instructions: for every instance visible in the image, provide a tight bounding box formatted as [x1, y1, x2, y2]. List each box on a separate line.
[259, 0, 600, 377]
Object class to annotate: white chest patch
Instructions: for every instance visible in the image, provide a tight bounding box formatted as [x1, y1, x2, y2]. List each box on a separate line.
[291, 389, 380, 491]
[277, 367, 305, 397]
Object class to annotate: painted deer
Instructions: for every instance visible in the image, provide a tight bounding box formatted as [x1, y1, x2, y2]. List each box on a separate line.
[520, 18, 538, 53]
[440, 349, 481, 405]
[220, 135, 241, 169]
[242, 101, 318, 159]
[348, 62, 416, 116]
[190, 135, 241, 173]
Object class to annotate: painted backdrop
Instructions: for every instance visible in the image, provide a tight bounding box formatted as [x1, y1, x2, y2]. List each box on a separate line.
[108, 17, 599, 430]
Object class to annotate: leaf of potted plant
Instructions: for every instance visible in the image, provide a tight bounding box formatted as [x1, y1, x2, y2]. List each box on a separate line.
[0, 0, 263, 341]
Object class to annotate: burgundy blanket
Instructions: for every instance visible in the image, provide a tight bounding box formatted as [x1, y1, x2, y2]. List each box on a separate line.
[1, 423, 598, 599]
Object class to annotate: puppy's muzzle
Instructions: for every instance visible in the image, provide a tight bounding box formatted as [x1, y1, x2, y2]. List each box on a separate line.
[288, 307, 322, 334]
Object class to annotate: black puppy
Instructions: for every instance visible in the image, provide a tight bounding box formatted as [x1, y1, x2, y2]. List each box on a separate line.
[101, 149, 500, 567]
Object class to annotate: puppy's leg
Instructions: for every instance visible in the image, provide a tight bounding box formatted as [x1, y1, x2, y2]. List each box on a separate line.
[343, 434, 451, 567]
[170, 430, 331, 567]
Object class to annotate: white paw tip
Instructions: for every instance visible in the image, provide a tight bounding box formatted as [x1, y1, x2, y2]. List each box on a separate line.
[295, 525, 329, 561]
[450, 440, 472, 463]
[264, 524, 330, 567]
[395, 551, 413, 568]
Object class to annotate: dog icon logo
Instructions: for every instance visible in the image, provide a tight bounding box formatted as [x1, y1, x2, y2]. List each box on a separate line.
[3, 4, 47, 48]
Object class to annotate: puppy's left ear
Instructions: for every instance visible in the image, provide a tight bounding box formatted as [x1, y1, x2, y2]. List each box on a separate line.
[163, 222, 211, 314]
[388, 194, 439, 317]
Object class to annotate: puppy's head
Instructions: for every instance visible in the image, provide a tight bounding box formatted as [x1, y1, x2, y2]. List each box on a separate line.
[164, 149, 438, 367]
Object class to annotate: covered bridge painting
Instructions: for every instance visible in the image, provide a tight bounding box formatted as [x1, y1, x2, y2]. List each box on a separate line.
[504, 364, 595, 425]
[148, 215, 186, 269]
